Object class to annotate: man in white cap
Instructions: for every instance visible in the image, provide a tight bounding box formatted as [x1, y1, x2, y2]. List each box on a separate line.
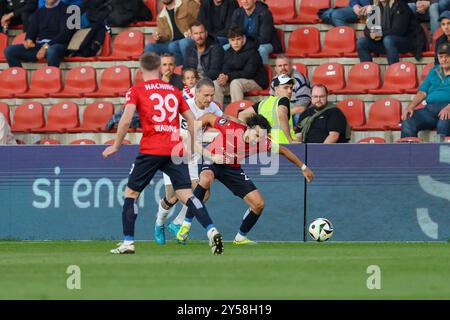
[238, 73, 297, 144]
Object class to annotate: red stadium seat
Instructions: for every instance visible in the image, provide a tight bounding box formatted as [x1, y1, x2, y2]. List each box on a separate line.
[67, 101, 114, 133]
[64, 32, 112, 62]
[98, 30, 145, 61]
[285, 0, 330, 24]
[0, 33, 7, 62]
[0, 103, 10, 125]
[353, 98, 402, 131]
[396, 137, 423, 143]
[52, 66, 97, 98]
[369, 62, 418, 94]
[333, 62, 381, 94]
[224, 100, 254, 118]
[423, 28, 444, 57]
[286, 27, 321, 57]
[311, 63, 345, 92]
[85, 66, 132, 98]
[32, 101, 79, 133]
[264, 0, 296, 24]
[246, 64, 272, 96]
[129, 0, 158, 26]
[292, 63, 309, 78]
[357, 137, 386, 143]
[405, 63, 434, 94]
[12, 32, 26, 45]
[334, 0, 350, 7]
[336, 98, 366, 128]
[308, 27, 356, 58]
[36, 139, 61, 145]
[0, 67, 28, 98]
[11, 102, 45, 132]
[104, 139, 132, 145]
[15, 67, 62, 98]
[70, 139, 97, 145]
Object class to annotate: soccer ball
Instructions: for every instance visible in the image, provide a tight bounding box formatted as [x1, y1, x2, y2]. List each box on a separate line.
[309, 218, 334, 242]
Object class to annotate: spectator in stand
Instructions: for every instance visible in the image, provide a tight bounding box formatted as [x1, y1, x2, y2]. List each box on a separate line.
[161, 52, 184, 90]
[182, 67, 200, 100]
[321, 0, 374, 27]
[296, 84, 351, 144]
[230, 0, 282, 64]
[435, 11, 450, 64]
[4, 0, 74, 67]
[144, 0, 199, 66]
[0, 113, 16, 145]
[183, 21, 225, 81]
[198, 0, 239, 46]
[213, 27, 268, 106]
[405, 1, 446, 45]
[270, 55, 311, 127]
[0, 0, 38, 33]
[401, 43, 450, 139]
[357, 0, 426, 65]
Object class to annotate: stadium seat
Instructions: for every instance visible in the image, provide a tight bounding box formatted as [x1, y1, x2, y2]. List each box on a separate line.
[0, 33, 7, 62]
[311, 63, 345, 92]
[405, 63, 434, 94]
[357, 137, 386, 143]
[64, 32, 112, 62]
[70, 139, 96, 144]
[104, 139, 132, 145]
[444, 136, 450, 142]
[16, 139, 26, 144]
[98, 30, 145, 61]
[85, 66, 132, 98]
[129, 0, 158, 26]
[264, 0, 296, 24]
[0, 67, 28, 98]
[284, 0, 330, 24]
[0, 103, 10, 125]
[32, 101, 79, 133]
[15, 67, 62, 98]
[396, 137, 423, 143]
[246, 64, 273, 96]
[224, 100, 254, 118]
[353, 98, 402, 131]
[12, 32, 25, 45]
[423, 28, 444, 57]
[334, 0, 350, 7]
[333, 62, 381, 94]
[369, 62, 418, 94]
[308, 27, 356, 58]
[11, 102, 45, 132]
[336, 98, 366, 128]
[286, 27, 321, 57]
[36, 139, 61, 145]
[52, 66, 97, 98]
[67, 101, 114, 133]
[292, 63, 309, 78]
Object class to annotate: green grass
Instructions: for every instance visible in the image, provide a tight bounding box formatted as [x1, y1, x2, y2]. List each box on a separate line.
[0, 241, 449, 299]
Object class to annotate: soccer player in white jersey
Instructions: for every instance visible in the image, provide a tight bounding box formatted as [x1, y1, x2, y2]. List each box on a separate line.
[154, 78, 225, 245]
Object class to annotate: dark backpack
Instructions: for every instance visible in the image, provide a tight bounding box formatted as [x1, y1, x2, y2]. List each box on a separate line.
[67, 23, 107, 57]
[108, 0, 152, 27]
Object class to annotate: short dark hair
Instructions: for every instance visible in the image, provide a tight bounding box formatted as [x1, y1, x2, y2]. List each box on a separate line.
[245, 114, 272, 133]
[160, 52, 175, 59]
[189, 20, 205, 30]
[227, 26, 245, 39]
[139, 52, 161, 71]
[311, 84, 329, 95]
[195, 78, 214, 91]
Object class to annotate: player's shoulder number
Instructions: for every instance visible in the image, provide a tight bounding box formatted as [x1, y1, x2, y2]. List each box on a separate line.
[149, 93, 179, 123]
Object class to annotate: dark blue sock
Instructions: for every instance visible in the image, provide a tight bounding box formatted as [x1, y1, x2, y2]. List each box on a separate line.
[122, 198, 137, 238]
[239, 210, 261, 235]
[185, 184, 207, 220]
[186, 196, 214, 229]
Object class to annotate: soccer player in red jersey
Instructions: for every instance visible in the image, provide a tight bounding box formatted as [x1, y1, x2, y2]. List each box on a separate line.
[176, 113, 314, 245]
[102, 52, 224, 255]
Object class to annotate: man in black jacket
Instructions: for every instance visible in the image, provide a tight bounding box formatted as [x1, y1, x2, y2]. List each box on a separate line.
[435, 11, 450, 64]
[357, 0, 426, 65]
[198, 0, 239, 46]
[183, 21, 224, 81]
[0, 0, 38, 33]
[213, 26, 268, 106]
[230, 0, 281, 64]
[4, 0, 73, 67]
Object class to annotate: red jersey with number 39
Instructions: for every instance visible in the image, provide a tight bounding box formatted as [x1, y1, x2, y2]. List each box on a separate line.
[125, 79, 189, 155]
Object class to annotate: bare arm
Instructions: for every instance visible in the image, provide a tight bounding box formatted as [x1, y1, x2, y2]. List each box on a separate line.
[401, 91, 427, 120]
[323, 131, 340, 144]
[279, 145, 314, 183]
[238, 106, 256, 122]
[278, 105, 294, 143]
[102, 104, 136, 158]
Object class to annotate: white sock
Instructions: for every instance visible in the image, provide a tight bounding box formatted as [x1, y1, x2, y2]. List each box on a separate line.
[172, 205, 188, 225]
[207, 227, 218, 240]
[123, 240, 134, 246]
[156, 201, 170, 226]
[235, 233, 247, 242]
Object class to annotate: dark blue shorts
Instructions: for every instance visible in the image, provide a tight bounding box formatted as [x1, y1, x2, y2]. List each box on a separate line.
[200, 164, 257, 199]
[127, 153, 192, 193]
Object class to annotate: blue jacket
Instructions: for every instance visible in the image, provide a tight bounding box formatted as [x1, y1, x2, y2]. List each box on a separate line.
[183, 36, 225, 80]
[39, 0, 83, 7]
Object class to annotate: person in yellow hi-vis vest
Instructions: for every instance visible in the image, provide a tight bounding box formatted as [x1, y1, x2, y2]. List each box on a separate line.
[238, 74, 298, 144]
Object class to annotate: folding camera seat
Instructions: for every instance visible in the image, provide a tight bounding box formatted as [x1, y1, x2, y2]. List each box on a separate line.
[15, 66, 62, 98]
[52, 66, 97, 97]
[0, 67, 28, 98]
[353, 98, 402, 131]
[32, 101, 79, 133]
[308, 27, 356, 58]
[85, 66, 131, 97]
[36, 139, 61, 144]
[264, 0, 296, 24]
[11, 102, 45, 132]
[67, 101, 114, 133]
[292, 63, 309, 78]
[368, 62, 418, 94]
[98, 30, 145, 61]
[311, 63, 345, 93]
[286, 27, 321, 58]
[357, 137, 386, 143]
[333, 62, 381, 94]
[284, 0, 331, 24]
[336, 98, 366, 128]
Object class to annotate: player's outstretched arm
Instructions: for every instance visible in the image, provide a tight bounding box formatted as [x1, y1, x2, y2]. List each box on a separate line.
[102, 104, 136, 158]
[278, 145, 314, 183]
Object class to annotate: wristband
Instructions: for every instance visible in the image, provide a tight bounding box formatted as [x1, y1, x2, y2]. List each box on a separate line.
[301, 164, 307, 171]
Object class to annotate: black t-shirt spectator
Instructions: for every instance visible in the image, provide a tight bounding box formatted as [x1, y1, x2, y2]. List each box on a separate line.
[252, 97, 291, 119]
[297, 107, 349, 143]
[167, 8, 184, 41]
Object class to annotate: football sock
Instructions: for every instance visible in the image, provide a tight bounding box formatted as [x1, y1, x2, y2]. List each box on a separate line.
[173, 205, 188, 225]
[186, 196, 214, 229]
[239, 209, 261, 235]
[207, 227, 218, 240]
[185, 184, 207, 220]
[122, 198, 138, 240]
[156, 197, 175, 226]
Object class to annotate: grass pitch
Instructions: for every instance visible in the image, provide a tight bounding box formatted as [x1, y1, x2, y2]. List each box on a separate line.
[0, 241, 448, 299]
